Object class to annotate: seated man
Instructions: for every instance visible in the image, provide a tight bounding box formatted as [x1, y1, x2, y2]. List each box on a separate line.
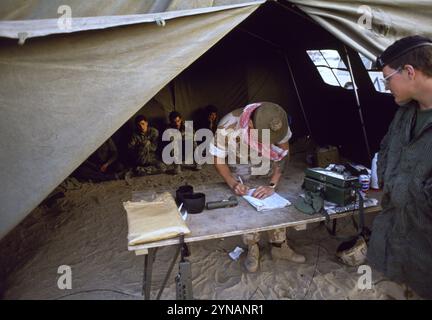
[74, 137, 124, 182]
[168, 111, 201, 173]
[128, 115, 167, 176]
[204, 104, 219, 134]
[209, 102, 305, 272]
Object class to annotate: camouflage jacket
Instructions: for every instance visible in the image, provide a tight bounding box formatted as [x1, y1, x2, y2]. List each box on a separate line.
[368, 102, 432, 299]
[128, 127, 159, 153]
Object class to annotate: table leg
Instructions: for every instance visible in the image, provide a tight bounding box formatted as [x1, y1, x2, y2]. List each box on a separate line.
[156, 244, 181, 300]
[332, 219, 338, 235]
[142, 248, 157, 300]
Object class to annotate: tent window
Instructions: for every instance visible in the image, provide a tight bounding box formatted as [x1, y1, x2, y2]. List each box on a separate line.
[307, 50, 353, 89]
[359, 53, 391, 94]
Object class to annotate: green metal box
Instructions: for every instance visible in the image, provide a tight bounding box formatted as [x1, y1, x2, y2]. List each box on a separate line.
[304, 168, 357, 188]
[303, 168, 358, 206]
[304, 177, 357, 206]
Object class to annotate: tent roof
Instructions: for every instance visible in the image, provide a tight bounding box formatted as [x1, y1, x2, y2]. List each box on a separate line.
[1, 0, 432, 58]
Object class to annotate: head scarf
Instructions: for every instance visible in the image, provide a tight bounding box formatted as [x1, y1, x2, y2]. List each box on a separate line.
[238, 103, 288, 161]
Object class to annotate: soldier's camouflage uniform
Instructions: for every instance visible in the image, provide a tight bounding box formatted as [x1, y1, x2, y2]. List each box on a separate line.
[128, 127, 167, 175]
[368, 102, 432, 299]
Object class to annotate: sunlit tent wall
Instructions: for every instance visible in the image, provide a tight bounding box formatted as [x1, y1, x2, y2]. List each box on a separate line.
[1, 0, 432, 240]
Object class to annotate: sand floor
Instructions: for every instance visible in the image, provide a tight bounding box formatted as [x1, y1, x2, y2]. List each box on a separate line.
[0, 163, 415, 300]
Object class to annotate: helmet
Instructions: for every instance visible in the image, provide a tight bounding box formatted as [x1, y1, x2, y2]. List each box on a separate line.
[336, 236, 367, 267]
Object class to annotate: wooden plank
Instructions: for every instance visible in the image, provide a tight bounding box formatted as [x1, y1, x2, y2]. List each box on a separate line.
[128, 164, 382, 252]
[135, 249, 148, 256]
[294, 224, 307, 231]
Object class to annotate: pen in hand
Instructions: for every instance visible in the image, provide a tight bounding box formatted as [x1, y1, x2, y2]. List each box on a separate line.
[238, 176, 243, 185]
[234, 176, 249, 196]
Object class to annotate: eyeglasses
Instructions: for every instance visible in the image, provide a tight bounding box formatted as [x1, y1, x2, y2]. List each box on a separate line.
[382, 67, 402, 87]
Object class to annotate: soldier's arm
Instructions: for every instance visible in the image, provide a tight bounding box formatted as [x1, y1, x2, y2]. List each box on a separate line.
[377, 108, 403, 187]
[106, 139, 118, 166]
[128, 134, 137, 150]
[271, 142, 289, 186]
[252, 142, 288, 199]
[214, 157, 248, 195]
[149, 128, 159, 152]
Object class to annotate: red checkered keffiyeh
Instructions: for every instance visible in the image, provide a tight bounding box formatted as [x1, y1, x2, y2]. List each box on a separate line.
[238, 103, 288, 161]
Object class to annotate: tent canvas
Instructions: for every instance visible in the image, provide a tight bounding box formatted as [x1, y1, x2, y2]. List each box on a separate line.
[0, 0, 431, 240]
[0, 2, 262, 240]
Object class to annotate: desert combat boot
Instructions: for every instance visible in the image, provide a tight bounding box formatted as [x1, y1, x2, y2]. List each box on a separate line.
[271, 241, 306, 263]
[244, 244, 260, 272]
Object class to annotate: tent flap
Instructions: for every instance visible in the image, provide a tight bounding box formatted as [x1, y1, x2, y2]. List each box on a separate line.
[0, 4, 260, 239]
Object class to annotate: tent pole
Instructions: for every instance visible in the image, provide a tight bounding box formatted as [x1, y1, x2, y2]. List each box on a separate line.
[344, 45, 372, 161]
[276, 0, 320, 26]
[283, 53, 313, 138]
[238, 27, 280, 49]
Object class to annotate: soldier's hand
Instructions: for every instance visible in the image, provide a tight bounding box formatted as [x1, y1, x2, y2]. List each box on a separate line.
[252, 186, 274, 199]
[233, 182, 249, 196]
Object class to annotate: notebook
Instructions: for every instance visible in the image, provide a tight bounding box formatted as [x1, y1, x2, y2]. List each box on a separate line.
[243, 189, 291, 212]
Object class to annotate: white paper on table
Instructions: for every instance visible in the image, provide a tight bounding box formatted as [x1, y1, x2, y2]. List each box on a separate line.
[242, 188, 291, 212]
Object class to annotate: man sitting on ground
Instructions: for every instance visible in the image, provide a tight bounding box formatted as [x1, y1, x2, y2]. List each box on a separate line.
[128, 115, 167, 176]
[205, 104, 219, 134]
[168, 111, 202, 173]
[73, 137, 124, 182]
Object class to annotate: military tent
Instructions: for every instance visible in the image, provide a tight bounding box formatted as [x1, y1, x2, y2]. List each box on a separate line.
[1, 0, 431, 240]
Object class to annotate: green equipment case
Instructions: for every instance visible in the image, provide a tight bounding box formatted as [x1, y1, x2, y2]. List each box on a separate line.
[303, 168, 358, 206]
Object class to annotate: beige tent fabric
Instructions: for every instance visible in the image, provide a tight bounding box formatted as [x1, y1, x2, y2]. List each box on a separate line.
[0, 4, 260, 239]
[165, 43, 299, 122]
[289, 0, 432, 60]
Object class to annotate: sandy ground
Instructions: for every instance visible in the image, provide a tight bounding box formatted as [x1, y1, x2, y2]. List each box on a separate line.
[0, 160, 416, 300]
